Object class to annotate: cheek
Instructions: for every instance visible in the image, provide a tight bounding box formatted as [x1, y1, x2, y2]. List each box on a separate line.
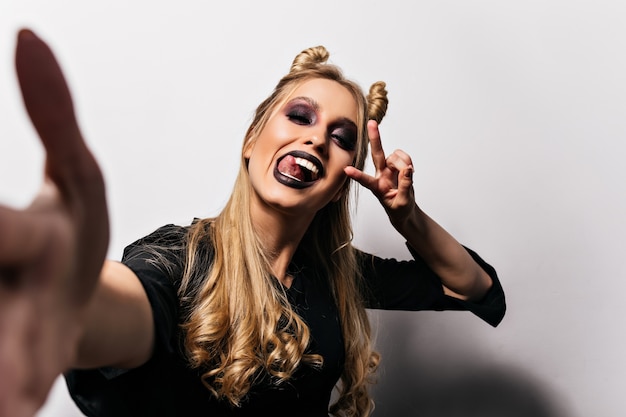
[325, 154, 353, 193]
[251, 124, 294, 157]
[330, 149, 356, 172]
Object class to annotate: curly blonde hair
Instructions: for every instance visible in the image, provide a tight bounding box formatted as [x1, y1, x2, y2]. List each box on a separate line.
[178, 45, 388, 416]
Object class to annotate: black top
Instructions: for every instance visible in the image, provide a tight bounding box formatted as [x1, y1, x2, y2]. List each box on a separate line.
[65, 223, 505, 417]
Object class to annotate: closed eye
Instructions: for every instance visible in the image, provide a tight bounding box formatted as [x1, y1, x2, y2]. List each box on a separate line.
[331, 135, 355, 151]
[288, 112, 312, 125]
[286, 102, 316, 126]
[330, 125, 357, 151]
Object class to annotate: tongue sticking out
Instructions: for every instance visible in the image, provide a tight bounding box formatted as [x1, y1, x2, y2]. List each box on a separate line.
[278, 155, 304, 181]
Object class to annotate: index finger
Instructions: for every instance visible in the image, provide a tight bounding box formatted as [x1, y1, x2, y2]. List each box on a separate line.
[367, 120, 386, 172]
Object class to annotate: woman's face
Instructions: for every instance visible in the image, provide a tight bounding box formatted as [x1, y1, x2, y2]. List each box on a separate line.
[244, 78, 359, 218]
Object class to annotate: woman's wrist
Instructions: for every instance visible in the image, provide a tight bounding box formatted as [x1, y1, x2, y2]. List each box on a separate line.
[389, 202, 425, 240]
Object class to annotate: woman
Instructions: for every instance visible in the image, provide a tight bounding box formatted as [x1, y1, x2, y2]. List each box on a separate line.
[0, 30, 505, 417]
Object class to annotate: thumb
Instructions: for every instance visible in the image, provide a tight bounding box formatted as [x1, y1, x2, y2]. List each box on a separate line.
[344, 166, 377, 191]
[15, 29, 91, 191]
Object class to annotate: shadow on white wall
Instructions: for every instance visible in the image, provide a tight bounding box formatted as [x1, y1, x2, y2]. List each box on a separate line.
[367, 311, 571, 417]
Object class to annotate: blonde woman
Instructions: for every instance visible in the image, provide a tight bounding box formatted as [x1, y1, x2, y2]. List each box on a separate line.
[0, 30, 505, 417]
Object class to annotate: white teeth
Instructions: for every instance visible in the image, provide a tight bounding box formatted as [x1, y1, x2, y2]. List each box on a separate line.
[294, 157, 319, 175]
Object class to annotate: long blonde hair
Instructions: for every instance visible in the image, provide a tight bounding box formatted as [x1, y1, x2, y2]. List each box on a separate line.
[178, 46, 388, 416]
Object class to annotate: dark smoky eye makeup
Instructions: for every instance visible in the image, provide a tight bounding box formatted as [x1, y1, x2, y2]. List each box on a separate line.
[285, 100, 316, 125]
[284, 97, 357, 150]
[330, 121, 357, 151]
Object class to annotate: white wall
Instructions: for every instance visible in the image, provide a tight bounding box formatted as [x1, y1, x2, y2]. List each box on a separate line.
[1, 1, 624, 416]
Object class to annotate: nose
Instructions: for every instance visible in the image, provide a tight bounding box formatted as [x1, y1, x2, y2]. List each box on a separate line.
[304, 131, 328, 157]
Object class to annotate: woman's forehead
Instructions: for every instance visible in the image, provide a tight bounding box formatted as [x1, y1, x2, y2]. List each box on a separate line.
[284, 78, 359, 122]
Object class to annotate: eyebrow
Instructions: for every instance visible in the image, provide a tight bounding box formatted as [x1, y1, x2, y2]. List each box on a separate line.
[289, 96, 320, 111]
[288, 96, 357, 128]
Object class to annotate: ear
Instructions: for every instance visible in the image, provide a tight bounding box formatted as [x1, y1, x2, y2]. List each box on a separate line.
[243, 139, 255, 159]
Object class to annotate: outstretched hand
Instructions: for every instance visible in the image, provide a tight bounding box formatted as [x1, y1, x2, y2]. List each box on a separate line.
[345, 120, 416, 228]
[0, 30, 109, 417]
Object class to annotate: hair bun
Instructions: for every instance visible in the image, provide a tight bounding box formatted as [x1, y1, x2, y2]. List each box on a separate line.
[367, 81, 388, 124]
[290, 45, 330, 73]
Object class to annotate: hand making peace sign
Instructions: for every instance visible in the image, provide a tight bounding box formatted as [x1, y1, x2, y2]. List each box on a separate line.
[344, 120, 417, 228]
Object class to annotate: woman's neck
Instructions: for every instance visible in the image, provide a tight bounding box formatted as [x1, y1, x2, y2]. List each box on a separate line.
[249, 198, 314, 287]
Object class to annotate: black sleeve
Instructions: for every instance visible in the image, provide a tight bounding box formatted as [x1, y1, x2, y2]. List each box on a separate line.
[64, 225, 189, 417]
[359, 244, 506, 327]
[120, 224, 188, 359]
